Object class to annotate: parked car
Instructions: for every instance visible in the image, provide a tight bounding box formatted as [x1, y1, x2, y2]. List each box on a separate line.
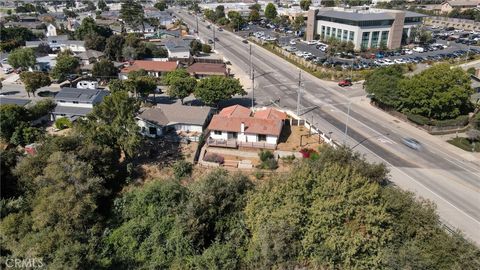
[402, 138, 422, 150]
[242, 39, 248, 44]
[338, 79, 353, 87]
[2, 67, 13, 74]
[413, 46, 425, 53]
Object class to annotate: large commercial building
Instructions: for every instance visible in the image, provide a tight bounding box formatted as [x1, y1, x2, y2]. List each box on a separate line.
[306, 7, 425, 50]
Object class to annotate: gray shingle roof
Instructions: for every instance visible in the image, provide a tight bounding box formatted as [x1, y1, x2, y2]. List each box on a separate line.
[0, 97, 31, 106]
[138, 104, 212, 127]
[55, 87, 109, 103]
[52, 105, 92, 116]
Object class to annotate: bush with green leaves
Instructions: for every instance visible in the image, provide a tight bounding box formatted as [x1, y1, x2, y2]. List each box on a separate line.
[204, 153, 224, 164]
[173, 160, 193, 179]
[54, 117, 73, 130]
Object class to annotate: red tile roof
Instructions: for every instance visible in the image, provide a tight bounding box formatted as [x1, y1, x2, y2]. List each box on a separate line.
[186, 62, 227, 76]
[254, 108, 287, 120]
[121, 60, 178, 73]
[218, 105, 251, 117]
[208, 105, 284, 136]
[208, 115, 283, 136]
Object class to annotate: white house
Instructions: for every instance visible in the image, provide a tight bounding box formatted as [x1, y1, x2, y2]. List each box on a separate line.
[46, 24, 57, 37]
[26, 35, 86, 52]
[164, 38, 191, 59]
[119, 60, 178, 80]
[136, 103, 213, 138]
[51, 87, 109, 121]
[207, 105, 287, 149]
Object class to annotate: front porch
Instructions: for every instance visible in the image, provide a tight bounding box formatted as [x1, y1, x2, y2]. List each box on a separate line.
[207, 138, 276, 150]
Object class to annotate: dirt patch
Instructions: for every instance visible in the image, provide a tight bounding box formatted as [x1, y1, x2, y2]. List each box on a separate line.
[277, 125, 324, 152]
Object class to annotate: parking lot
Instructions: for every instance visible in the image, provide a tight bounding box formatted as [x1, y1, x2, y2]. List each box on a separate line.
[238, 23, 480, 71]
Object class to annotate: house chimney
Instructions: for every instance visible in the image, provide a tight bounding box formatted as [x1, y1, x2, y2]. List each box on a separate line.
[240, 122, 245, 133]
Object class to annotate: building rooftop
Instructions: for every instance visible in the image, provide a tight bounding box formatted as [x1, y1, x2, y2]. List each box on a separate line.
[76, 50, 104, 60]
[54, 87, 109, 103]
[316, 7, 426, 21]
[0, 97, 31, 106]
[138, 103, 212, 126]
[186, 63, 227, 76]
[208, 105, 284, 136]
[53, 105, 93, 116]
[121, 60, 178, 73]
[445, 0, 480, 6]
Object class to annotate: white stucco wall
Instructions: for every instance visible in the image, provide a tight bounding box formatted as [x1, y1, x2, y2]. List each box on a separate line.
[210, 131, 228, 140]
[137, 119, 163, 137]
[173, 124, 203, 132]
[266, 135, 278, 144]
[168, 51, 190, 59]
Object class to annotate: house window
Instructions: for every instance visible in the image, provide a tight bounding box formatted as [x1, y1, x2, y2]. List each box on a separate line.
[349, 31, 355, 41]
[361, 32, 370, 49]
[73, 101, 79, 104]
[149, 127, 157, 135]
[371, 31, 380, 48]
[258, 134, 266, 142]
[343, 30, 348, 41]
[228, 132, 237, 139]
[214, 130, 222, 135]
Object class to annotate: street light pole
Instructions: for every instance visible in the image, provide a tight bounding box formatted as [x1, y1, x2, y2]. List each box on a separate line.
[213, 25, 216, 50]
[344, 101, 351, 144]
[297, 70, 302, 116]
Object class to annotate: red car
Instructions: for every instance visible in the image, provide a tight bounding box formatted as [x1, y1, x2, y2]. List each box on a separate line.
[338, 79, 352, 87]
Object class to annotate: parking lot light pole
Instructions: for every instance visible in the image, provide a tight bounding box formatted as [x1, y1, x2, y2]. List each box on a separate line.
[213, 25, 216, 50]
[344, 100, 352, 145]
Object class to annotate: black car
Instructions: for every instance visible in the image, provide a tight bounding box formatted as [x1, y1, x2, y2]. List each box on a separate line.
[242, 39, 248, 44]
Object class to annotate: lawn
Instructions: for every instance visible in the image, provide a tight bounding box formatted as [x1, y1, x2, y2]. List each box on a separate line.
[447, 137, 480, 152]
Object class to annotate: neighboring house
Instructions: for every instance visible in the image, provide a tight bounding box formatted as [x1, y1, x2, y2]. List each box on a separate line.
[187, 62, 228, 78]
[441, 0, 480, 13]
[119, 60, 178, 79]
[0, 97, 31, 107]
[76, 50, 105, 65]
[66, 18, 81, 31]
[46, 24, 57, 37]
[136, 103, 213, 138]
[26, 35, 86, 52]
[207, 105, 287, 149]
[146, 29, 181, 39]
[51, 87, 109, 121]
[126, 22, 156, 34]
[35, 54, 57, 72]
[164, 38, 191, 59]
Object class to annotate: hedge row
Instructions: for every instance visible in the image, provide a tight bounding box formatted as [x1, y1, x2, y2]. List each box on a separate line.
[406, 113, 469, 127]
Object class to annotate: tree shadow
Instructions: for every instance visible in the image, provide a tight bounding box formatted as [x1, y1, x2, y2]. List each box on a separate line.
[0, 91, 20, 95]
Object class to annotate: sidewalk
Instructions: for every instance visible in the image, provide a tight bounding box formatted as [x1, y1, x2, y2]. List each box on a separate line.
[353, 96, 480, 162]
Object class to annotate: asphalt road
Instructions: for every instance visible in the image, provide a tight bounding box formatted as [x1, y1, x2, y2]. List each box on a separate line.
[177, 10, 480, 245]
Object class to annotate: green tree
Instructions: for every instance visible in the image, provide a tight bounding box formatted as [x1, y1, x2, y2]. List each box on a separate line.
[228, 10, 244, 31]
[201, 44, 212, 53]
[194, 76, 246, 107]
[0, 105, 29, 142]
[7, 47, 36, 70]
[10, 122, 43, 146]
[172, 160, 193, 179]
[364, 65, 404, 108]
[122, 46, 138, 61]
[92, 59, 118, 80]
[97, 0, 107, 11]
[104, 35, 125, 61]
[215, 5, 226, 20]
[190, 39, 203, 55]
[103, 180, 188, 269]
[248, 9, 261, 22]
[76, 90, 141, 158]
[120, 0, 145, 30]
[300, 0, 312, 11]
[19, 71, 51, 97]
[292, 16, 305, 31]
[51, 54, 79, 82]
[84, 32, 106, 51]
[163, 69, 197, 104]
[398, 64, 474, 119]
[75, 16, 112, 40]
[249, 3, 261, 11]
[264, 3, 278, 21]
[154, 0, 167, 11]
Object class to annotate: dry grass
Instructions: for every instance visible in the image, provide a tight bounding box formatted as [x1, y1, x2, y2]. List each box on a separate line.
[277, 125, 324, 151]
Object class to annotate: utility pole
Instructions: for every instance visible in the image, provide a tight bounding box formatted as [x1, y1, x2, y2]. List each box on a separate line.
[251, 68, 255, 109]
[297, 70, 302, 116]
[213, 25, 216, 50]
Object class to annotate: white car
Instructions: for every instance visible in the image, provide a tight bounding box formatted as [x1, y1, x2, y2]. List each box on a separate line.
[2, 67, 13, 74]
[374, 59, 385, 66]
[394, 58, 406, 64]
[305, 40, 317, 45]
[404, 49, 413, 55]
[295, 51, 304, 57]
[413, 46, 425, 53]
[383, 59, 394, 65]
[289, 40, 297, 45]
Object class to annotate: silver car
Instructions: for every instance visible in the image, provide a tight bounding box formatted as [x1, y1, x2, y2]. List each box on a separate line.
[402, 138, 422, 150]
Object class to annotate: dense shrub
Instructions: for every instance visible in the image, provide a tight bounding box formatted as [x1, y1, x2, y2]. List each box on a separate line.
[259, 150, 274, 162]
[173, 160, 193, 179]
[204, 153, 224, 164]
[54, 117, 73, 130]
[406, 113, 469, 127]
